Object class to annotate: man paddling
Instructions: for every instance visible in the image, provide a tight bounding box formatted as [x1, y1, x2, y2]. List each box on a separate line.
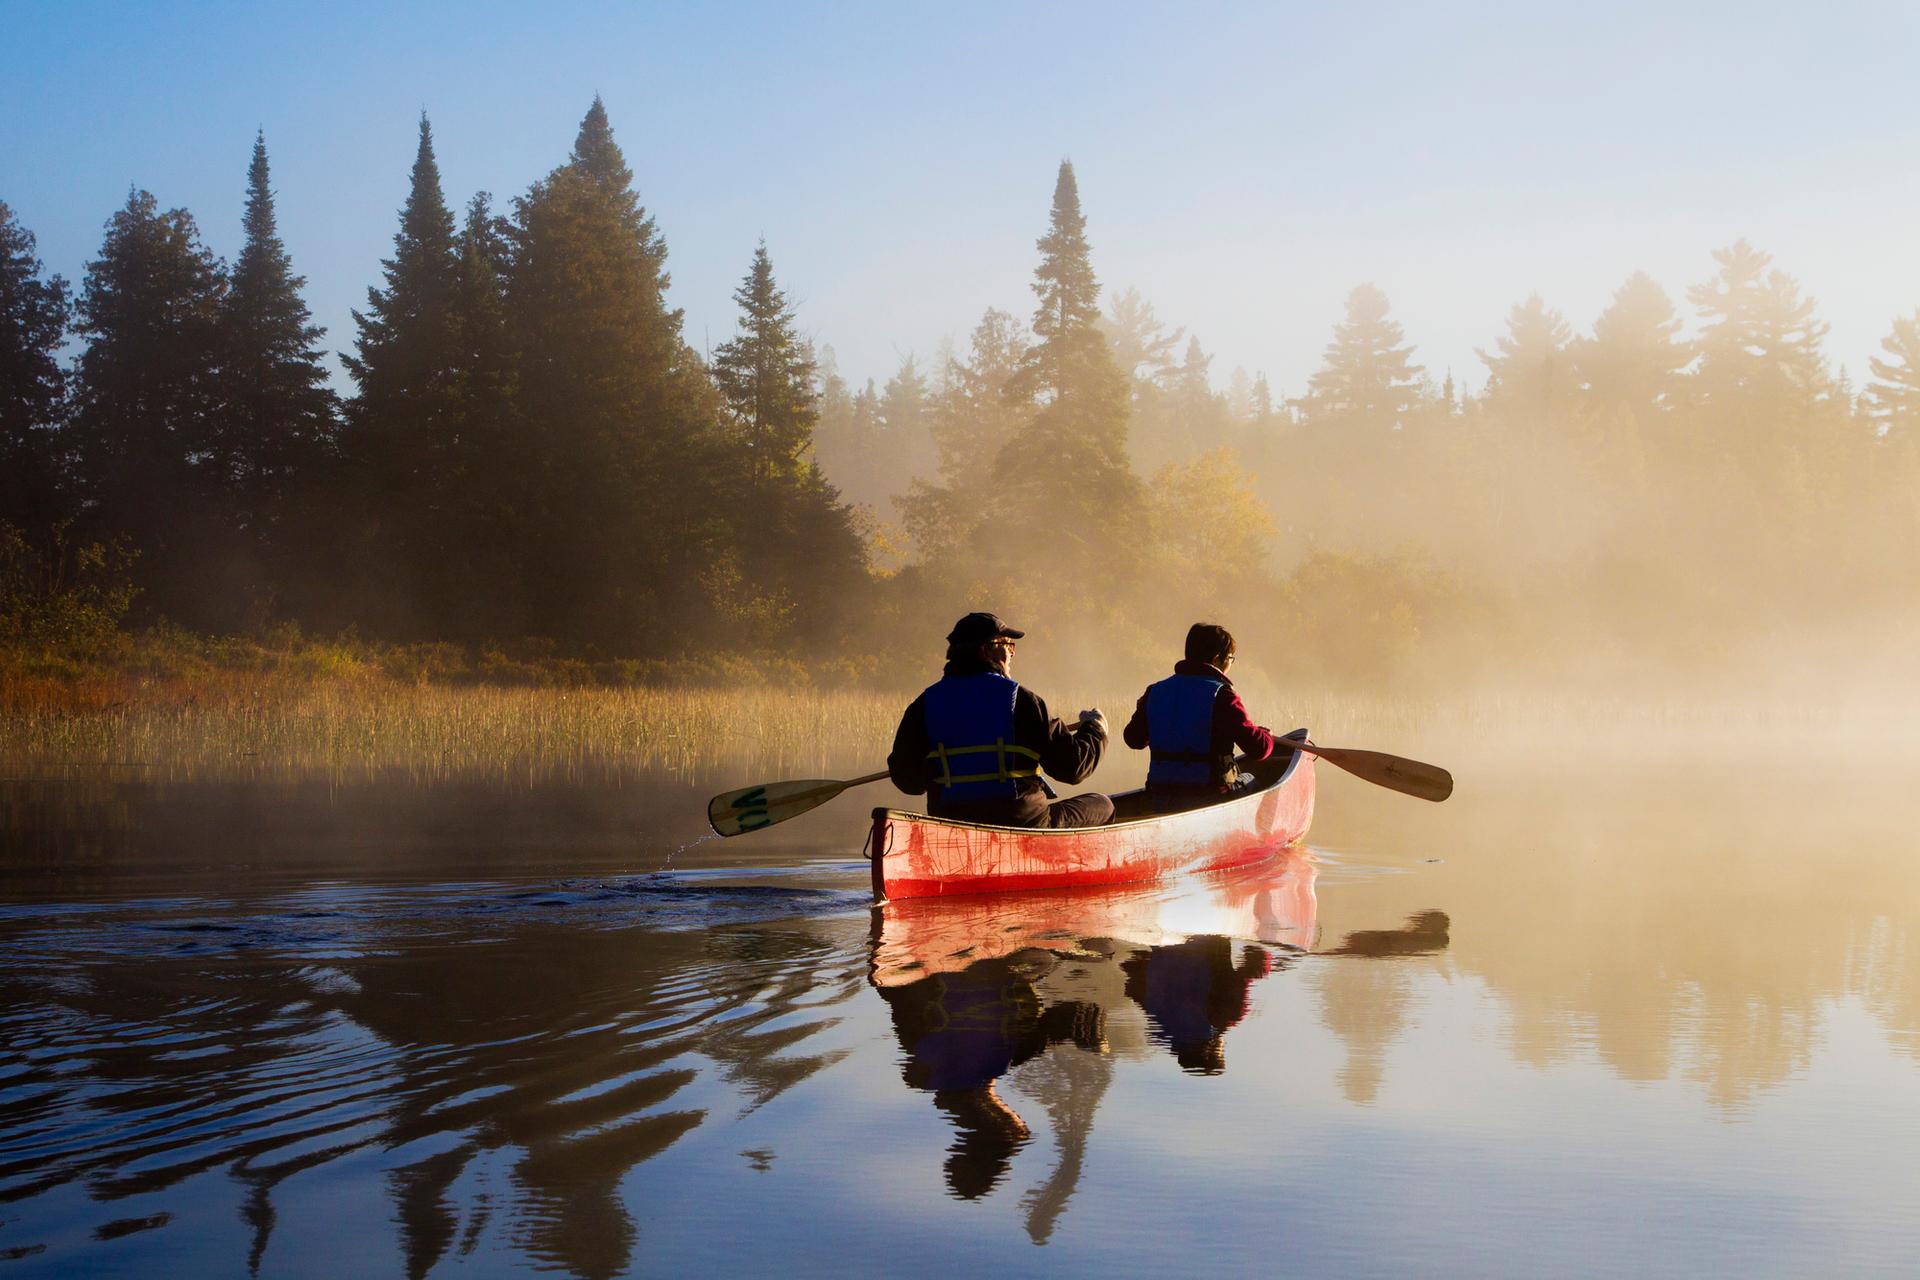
[888, 612, 1114, 828]
[1123, 622, 1278, 811]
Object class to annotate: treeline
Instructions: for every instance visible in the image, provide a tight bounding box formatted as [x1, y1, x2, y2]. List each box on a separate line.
[1, 101, 863, 661]
[813, 223, 1920, 688]
[8, 100, 1920, 692]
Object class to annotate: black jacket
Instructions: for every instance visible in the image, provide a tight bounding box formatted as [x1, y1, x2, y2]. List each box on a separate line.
[888, 657, 1106, 826]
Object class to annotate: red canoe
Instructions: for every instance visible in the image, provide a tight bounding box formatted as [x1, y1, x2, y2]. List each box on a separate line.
[869, 729, 1315, 902]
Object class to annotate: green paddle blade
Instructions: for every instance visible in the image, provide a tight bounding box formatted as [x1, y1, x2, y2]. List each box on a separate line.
[706, 770, 889, 837]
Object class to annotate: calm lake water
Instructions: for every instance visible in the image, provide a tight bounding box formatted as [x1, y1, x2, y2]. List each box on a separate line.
[3, 738, 1918, 1277]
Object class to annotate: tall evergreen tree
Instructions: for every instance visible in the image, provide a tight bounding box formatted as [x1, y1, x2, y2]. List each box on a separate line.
[346, 114, 459, 432]
[343, 114, 463, 631]
[0, 202, 71, 532]
[991, 162, 1139, 596]
[509, 97, 725, 650]
[1477, 295, 1574, 426]
[712, 241, 818, 500]
[428, 190, 526, 638]
[220, 132, 336, 538]
[69, 190, 228, 617]
[708, 242, 865, 639]
[1572, 272, 1692, 422]
[1302, 284, 1425, 430]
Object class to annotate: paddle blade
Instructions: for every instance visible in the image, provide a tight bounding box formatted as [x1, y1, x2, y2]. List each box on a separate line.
[707, 778, 850, 836]
[1297, 743, 1453, 803]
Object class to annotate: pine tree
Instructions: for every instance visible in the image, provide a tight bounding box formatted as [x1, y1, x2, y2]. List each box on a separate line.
[1015, 161, 1105, 400]
[1477, 295, 1574, 426]
[1688, 240, 1830, 409]
[0, 202, 71, 532]
[69, 190, 228, 617]
[1302, 284, 1426, 430]
[1866, 311, 1920, 440]
[509, 97, 725, 650]
[1572, 272, 1691, 422]
[1099, 286, 1183, 389]
[220, 132, 336, 537]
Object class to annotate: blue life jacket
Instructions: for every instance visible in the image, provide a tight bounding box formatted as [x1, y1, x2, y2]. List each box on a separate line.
[922, 672, 1041, 803]
[1145, 672, 1229, 787]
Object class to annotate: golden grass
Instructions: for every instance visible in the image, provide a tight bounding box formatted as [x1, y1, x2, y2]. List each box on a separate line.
[0, 680, 912, 787]
[7, 657, 1911, 790]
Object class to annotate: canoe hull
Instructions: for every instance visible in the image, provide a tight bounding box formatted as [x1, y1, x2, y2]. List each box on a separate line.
[870, 731, 1315, 902]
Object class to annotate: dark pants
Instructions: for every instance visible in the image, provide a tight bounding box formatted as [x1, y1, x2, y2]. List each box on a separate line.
[1044, 792, 1114, 828]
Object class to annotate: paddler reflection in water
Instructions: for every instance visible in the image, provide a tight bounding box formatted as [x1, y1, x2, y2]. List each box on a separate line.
[878, 954, 1106, 1199]
[889, 612, 1113, 827]
[875, 939, 1277, 1198]
[1122, 937, 1272, 1075]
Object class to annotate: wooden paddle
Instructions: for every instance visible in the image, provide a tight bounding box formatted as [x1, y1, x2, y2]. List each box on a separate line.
[707, 770, 890, 837]
[1285, 739, 1452, 802]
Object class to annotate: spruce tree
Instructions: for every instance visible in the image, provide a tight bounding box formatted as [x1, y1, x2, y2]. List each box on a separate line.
[346, 114, 459, 432]
[221, 132, 336, 537]
[509, 97, 725, 650]
[432, 191, 525, 638]
[1303, 284, 1426, 431]
[1572, 272, 1692, 422]
[1477, 295, 1574, 426]
[69, 190, 228, 618]
[708, 241, 865, 637]
[0, 202, 71, 532]
[343, 114, 462, 632]
[712, 241, 818, 501]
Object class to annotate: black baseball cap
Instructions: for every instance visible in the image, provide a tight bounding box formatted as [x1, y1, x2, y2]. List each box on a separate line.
[946, 612, 1025, 646]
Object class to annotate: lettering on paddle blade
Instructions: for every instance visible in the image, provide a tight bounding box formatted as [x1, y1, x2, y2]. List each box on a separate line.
[730, 787, 771, 832]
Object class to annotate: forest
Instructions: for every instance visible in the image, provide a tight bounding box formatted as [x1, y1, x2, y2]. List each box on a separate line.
[5, 98, 1919, 698]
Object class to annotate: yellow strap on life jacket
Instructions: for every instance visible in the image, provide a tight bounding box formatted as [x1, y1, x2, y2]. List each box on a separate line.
[927, 738, 1042, 786]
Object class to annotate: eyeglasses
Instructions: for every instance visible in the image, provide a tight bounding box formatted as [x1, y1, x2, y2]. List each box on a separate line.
[991, 638, 1017, 650]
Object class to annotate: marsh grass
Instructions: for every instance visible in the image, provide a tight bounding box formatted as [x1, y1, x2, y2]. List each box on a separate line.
[6, 643, 1910, 790]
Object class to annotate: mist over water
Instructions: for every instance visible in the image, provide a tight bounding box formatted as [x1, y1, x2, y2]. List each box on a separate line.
[4, 721, 1918, 1276]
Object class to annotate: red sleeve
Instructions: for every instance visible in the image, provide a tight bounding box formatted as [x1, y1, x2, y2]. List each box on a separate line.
[1214, 688, 1274, 761]
[1122, 690, 1150, 750]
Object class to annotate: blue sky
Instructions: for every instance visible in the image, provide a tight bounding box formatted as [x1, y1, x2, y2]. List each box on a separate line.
[4, 0, 1917, 399]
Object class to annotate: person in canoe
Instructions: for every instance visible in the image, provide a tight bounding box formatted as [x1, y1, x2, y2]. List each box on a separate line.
[888, 612, 1114, 828]
[1123, 622, 1280, 811]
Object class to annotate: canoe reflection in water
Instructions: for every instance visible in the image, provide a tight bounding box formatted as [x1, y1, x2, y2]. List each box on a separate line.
[868, 850, 1448, 1235]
